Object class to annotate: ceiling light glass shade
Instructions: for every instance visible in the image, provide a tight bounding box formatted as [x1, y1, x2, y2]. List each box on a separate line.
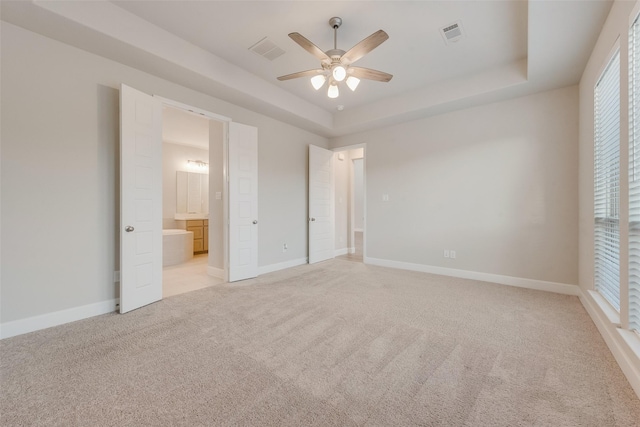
[346, 76, 360, 91]
[332, 65, 347, 82]
[327, 83, 339, 99]
[310, 75, 326, 90]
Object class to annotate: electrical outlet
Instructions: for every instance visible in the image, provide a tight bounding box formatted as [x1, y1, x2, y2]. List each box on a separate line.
[283, 243, 288, 252]
[444, 250, 450, 258]
[450, 250, 456, 259]
[382, 194, 389, 202]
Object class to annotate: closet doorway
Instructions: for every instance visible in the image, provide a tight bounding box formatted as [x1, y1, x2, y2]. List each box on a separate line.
[334, 145, 365, 263]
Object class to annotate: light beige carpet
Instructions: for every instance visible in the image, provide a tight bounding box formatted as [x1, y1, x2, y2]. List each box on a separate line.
[2, 260, 639, 426]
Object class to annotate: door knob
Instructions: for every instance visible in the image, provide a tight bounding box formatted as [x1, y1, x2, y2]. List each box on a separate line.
[125, 226, 134, 232]
[253, 220, 258, 224]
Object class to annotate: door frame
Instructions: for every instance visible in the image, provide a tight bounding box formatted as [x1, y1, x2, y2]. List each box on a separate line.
[155, 96, 231, 281]
[332, 143, 367, 261]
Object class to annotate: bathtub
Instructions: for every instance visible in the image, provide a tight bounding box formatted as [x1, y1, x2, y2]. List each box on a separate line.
[163, 229, 194, 267]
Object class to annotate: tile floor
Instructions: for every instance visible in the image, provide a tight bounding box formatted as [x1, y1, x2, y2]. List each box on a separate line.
[163, 254, 224, 298]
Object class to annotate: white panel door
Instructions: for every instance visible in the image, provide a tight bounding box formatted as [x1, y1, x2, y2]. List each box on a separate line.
[309, 145, 335, 264]
[120, 85, 163, 313]
[228, 122, 258, 282]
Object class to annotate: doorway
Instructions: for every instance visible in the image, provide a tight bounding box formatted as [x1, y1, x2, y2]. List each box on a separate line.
[160, 105, 225, 298]
[349, 157, 364, 262]
[119, 85, 259, 313]
[334, 145, 365, 263]
[307, 144, 366, 265]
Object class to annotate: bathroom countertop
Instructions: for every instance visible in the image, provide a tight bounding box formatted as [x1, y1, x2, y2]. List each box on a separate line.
[174, 214, 208, 220]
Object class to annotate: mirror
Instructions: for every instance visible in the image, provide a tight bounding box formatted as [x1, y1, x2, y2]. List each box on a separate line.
[176, 171, 209, 215]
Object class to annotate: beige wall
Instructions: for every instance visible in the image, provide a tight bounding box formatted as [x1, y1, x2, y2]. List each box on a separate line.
[0, 22, 328, 324]
[331, 85, 579, 285]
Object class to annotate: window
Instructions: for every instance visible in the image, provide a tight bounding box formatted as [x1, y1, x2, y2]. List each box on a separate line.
[594, 49, 621, 312]
[629, 17, 640, 333]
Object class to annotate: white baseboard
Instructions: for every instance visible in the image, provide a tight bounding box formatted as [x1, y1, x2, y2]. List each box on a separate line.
[335, 248, 349, 257]
[1, 257, 306, 339]
[0, 298, 119, 340]
[258, 257, 308, 275]
[354, 228, 363, 232]
[349, 247, 356, 254]
[579, 289, 640, 399]
[207, 266, 225, 279]
[364, 257, 579, 296]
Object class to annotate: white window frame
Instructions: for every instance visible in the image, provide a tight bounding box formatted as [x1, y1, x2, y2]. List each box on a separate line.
[594, 42, 622, 313]
[629, 9, 640, 334]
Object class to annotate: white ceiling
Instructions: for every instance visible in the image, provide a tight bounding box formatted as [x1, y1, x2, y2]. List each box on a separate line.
[112, 0, 528, 111]
[163, 107, 210, 150]
[1, 1, 613, 138]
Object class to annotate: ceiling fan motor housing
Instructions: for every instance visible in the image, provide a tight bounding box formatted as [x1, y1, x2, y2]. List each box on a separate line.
[326, 49, 346, 62]
[329, 17, 342, 29]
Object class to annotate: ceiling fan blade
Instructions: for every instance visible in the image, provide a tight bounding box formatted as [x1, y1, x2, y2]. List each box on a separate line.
[288, 33, 331, 64]
[277, 69, 325, 81]
[348, 67, 393, 82]
[341, 30, 389, 65]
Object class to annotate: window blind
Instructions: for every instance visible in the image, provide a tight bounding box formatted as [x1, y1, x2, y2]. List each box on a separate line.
[629, 17, 640, 332]
[594, 49, 621, 312]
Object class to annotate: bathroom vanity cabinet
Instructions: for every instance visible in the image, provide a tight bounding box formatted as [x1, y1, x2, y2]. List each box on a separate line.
[186, 219, 208, 254]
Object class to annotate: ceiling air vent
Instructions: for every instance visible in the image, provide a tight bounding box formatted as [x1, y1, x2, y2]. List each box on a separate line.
[440, 20, 465, 45]
[248, 37, 285, 61]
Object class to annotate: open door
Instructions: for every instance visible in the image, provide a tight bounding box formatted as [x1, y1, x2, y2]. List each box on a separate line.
[228, 122, 258, 281]
[308, 145, 335, 264]
[120, 85, 163, 313]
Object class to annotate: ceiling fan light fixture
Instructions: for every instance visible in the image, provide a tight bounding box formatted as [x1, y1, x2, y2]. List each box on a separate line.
[310, 74, 326, 90]
[328, 82, 339, 98]
[346, 76, 360, 91]
[332, 65, 347, 82]
[277, 17, 392, 98]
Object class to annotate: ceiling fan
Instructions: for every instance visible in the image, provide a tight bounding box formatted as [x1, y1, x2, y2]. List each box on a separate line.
[277, 17, 393, 99]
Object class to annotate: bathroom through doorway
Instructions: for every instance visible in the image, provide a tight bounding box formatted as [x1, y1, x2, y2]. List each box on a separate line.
[160, 104, 226, 298]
